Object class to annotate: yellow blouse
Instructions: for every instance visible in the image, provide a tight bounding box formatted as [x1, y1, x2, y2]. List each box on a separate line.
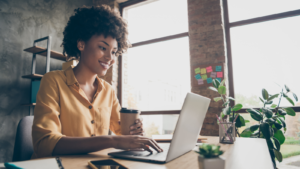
[31, 66, 121, 158]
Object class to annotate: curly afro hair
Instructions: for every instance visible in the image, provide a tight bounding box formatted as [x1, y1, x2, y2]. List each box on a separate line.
[61, 5, 131, 60]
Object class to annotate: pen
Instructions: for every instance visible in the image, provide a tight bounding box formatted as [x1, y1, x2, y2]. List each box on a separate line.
[4, 162, 23, 169]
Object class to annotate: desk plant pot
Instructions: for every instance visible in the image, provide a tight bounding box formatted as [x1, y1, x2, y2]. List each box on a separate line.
[196, 144, 225, 169]
[198, 155, 225, 169]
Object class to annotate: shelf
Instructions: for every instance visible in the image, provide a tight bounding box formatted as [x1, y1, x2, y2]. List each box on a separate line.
[21, 103, 36, 106]
[22, 74, 43, 79]
[24, 46, 66, 61]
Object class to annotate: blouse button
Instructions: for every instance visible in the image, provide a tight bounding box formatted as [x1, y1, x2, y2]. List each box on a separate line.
[89, 105, 93, 109]
[91, 120, 95, 124]
[91, 134, 95, 137]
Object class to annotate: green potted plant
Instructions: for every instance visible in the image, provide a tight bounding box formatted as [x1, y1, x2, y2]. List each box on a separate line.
[240, 85, 298, 168]
[208, 79, 249, 140]
[196, 143, 225, 169]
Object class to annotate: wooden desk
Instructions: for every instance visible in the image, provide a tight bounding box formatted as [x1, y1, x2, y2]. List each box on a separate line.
[59, 137, 274, 169]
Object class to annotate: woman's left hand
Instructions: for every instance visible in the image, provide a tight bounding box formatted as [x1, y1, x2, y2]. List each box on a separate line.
[129, 118, 144, 136]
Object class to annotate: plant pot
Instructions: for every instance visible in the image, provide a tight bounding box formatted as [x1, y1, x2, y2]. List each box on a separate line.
[198, 155, 225, 169]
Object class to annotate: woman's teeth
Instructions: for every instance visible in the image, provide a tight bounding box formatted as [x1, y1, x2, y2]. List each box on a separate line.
[99, 61, 109, 69]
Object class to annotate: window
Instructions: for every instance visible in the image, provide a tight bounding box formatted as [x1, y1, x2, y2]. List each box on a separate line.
[224, 0, 300, 159]
[119, 0, 190, 137]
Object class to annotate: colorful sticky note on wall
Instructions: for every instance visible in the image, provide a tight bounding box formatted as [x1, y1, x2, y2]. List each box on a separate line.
[195, 74, 201, 80]
[206, 66, 213, 73]
[217, 72, 223, 78]
[202, 74, 207, 80]
[198, 79, 204, 85]
[210, 72, 216, 78]
[195, 67, 201, 74]
[216, 78, 222, 82]
[201, 68, 206, 74]
[216, 66, 222, 72]
[207, 78, 212, 83]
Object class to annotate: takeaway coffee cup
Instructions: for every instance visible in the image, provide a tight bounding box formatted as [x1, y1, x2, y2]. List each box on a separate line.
[120, 108, 141, 135]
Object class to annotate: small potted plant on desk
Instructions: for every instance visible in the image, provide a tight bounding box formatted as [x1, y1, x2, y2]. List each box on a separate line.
[196, 143, 225, 169]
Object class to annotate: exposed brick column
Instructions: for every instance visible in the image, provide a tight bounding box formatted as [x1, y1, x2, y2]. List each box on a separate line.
[188, 0, 227, 136]
[93, 0, 119, 93]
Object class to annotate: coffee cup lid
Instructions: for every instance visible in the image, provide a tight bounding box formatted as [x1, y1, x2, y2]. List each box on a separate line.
[120, 107, 140, 113]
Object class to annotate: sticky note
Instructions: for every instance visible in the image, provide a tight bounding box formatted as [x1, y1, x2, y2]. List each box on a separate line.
[207, 78, 212, 83]
[195, 74, 201, 80]
[202, 74, 207, 80]
[198, 79, 204, 85]
[216, 66, 222, 72]
[195, 67, 201, 74]
[210, 72, 217, 78]
[201, 68, 206, 74]
[206, 66, 213, 73]
[217, 72, 223, 78]
[216, 78, 222, 82]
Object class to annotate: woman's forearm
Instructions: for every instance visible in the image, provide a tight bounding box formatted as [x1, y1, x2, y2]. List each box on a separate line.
[52, 136, 114, 156]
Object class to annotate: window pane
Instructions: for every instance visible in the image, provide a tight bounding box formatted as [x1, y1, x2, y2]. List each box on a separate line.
[123, 0, 188, 43]
[142, 115, 179, 137]
[239, 113, 300, 159]
[228, 0, 300, 22]
[231, 16, 300, 108]
[121, 37, 191, 111]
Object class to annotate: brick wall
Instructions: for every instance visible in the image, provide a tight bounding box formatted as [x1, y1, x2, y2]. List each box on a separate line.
[188, 0, 227, 136]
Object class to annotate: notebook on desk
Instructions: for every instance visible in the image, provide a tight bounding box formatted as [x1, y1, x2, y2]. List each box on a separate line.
[0, 158, 64, 169]
[108, 93, 211, 164]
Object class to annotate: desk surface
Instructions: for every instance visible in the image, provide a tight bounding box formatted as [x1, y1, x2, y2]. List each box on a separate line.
[59, 137, 274, 169]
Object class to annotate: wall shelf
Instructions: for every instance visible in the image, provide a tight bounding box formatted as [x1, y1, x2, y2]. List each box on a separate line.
[21, 103, 36, 106]
[24, 46, 66, 61]
[22, 74, 43, 79]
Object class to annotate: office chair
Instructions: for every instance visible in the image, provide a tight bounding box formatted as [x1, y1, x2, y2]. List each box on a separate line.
[12, 116, 34, 161]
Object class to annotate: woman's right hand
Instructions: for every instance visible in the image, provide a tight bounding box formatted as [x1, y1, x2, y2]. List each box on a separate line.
[112, 135, 163, 153]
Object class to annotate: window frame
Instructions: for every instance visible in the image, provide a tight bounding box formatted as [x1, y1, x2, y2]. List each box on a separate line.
[222, 0, 300, 113]
[118, 0, 189, 115]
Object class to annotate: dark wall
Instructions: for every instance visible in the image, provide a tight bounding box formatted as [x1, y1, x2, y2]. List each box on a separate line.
[0, 0, 92, 162]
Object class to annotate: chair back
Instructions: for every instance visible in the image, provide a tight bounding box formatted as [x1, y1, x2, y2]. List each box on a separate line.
[12, 116, 34, 161]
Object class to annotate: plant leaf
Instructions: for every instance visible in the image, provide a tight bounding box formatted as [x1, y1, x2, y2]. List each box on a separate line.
[273, 149, 283, 162]
[274, 129, 285, 144]
[274, 122, 282, 130]
[283, 93, 288, 97]
[235, 115, 245, 127]
[267, 94, 279, 101]
[232, 104, 243, 111]
[219, 79, 225, 87]
[273, 137, 281, 151]
[285, 96, 295, 106]
[223, 106, 231, 115]
[284, 107, 296, 116]
[240, 127, 252, 137]
[247, 108, 263, 121]
[259, 97, 265, 103]
[212, 79, 220, 89]
[260, 123, 271, 139]
[265, 100, 273, 105]
[228, 97, 235, 101]
[245, 120, 250, 123]
[222, 101, 229, 107]
[250, 124, 259, 132]
[262, 88, 269, 100]
[266, 138, 274, 150]
[292, 92, 298, 102]
[285, 85, 290, 92]
[262, 108, 273, 118]
[271, 104, 277, 108]
[213, 97, 222, 102]
[208, 86, 218, 92]
[218, 86, 226, 95]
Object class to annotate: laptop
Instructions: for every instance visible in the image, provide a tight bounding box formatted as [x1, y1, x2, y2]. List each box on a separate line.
[108, 92, 211, 164]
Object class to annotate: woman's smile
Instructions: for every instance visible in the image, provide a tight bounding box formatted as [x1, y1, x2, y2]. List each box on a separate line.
[99, 60, 110, 69]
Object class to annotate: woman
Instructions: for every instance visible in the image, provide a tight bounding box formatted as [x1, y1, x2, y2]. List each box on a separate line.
[32, 5, 162, 158]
